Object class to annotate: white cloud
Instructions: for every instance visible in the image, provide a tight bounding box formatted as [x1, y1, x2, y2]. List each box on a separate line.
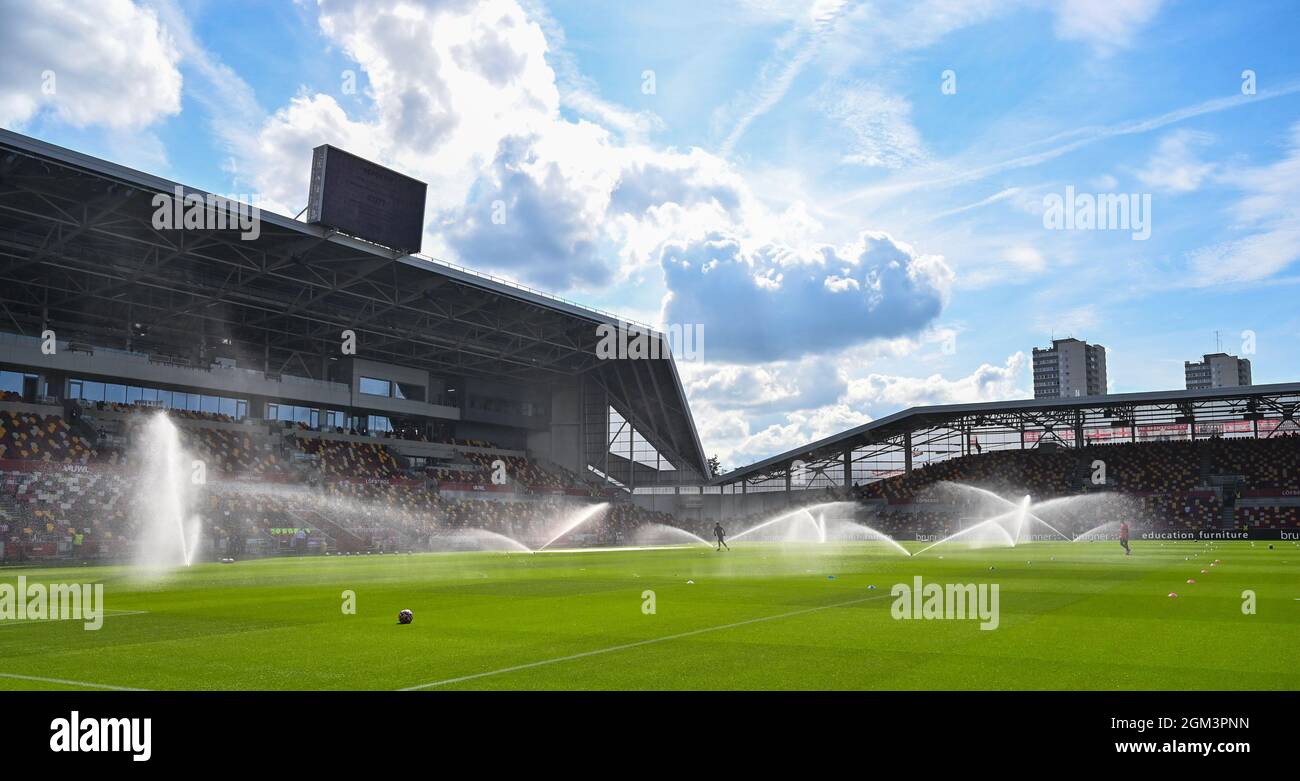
[696, 351, 1027, 466]
[0, 0, 182, 130]
[1186, 228, 1300, 287]
[705, 403, 874, 469]
[925, 187, 1024, 223]
[820, 83, 927, 169]
[843, 352, 1026, 409]
[522, 0, 665, 144]
[1183, 121, 1300, 285]
[440, 124, 622, 289]
[1136, 129, 1216, 193]
[1003, 246, 1046, 273]
[715, 0, 851, 155]
[149, 0, 263, 168]
[837, 83, 1300, 208]
[714, 0, 1015, 158]
[660, 231, 952, 362]
[241, 0, 564, 216]
[1052, 0, 1164, 54]
[683, 357, 846, 413]
[560, 88, 664, 142]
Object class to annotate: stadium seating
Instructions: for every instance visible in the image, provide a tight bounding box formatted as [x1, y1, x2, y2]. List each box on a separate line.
[295, 437, 402, 480]
[7, 400, 1296, 564]
[1206, 434, 1300, 492]
[188, 427, 292, 478]
[0, 410, 97, 463]
[857, 435, 1300, 533]
[1237, 505, 1299, 529]
[1, 458, 677, 562]
[0, 469, 132, 560]
[859, 448, 1078, 502]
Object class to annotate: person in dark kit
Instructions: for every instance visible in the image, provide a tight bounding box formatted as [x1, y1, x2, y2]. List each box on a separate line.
[713, 522, 730, 551]
[1119, 520, 1131, 555]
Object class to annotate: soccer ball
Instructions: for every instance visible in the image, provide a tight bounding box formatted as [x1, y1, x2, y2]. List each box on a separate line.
[398, 609, 413, 624]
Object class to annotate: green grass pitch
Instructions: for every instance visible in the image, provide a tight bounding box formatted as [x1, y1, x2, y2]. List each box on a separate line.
[1, 540, 1297, 690]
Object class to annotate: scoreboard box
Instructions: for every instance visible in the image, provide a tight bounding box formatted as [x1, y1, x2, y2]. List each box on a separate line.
[306, 145, 427, 254]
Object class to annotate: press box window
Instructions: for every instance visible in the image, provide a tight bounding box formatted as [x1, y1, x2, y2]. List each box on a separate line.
[359, 377, 391, 397]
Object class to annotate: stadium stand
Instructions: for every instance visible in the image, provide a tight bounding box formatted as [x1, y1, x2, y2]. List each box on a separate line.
[0, 129, 710, 562]
[0, 402, 675, 561]
[854, 435, 1300, 535]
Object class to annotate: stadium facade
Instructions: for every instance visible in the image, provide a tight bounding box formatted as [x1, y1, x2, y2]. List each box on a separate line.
[0, 129, 707, 500]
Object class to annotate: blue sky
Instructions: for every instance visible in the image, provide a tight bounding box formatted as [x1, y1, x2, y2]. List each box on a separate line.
[3, 0, 1299, 468]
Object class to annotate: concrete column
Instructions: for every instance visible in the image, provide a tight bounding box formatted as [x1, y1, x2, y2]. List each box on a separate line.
[41, 370, 67, 401]
[247, 397, 267, 419]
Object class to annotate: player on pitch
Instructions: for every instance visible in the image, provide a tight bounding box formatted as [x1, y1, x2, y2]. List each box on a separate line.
[713, 522, 730, 552]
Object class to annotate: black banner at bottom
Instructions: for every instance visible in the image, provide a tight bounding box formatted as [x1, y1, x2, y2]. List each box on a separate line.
[4, 690, 1290, 769]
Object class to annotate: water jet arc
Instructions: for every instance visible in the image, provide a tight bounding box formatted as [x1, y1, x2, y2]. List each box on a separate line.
[536, 503, 610, 551]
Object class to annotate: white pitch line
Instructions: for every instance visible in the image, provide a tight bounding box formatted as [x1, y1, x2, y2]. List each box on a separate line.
[0, 673, 148, 691]
[400, 593, 889, 691]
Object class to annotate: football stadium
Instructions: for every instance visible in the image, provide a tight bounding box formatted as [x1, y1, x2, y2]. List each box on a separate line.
[1, 128, 1298, 694]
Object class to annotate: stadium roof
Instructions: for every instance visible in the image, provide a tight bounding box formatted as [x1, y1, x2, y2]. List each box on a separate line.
[715, 382, 1300, 486]
[0, 128, 708, 477]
